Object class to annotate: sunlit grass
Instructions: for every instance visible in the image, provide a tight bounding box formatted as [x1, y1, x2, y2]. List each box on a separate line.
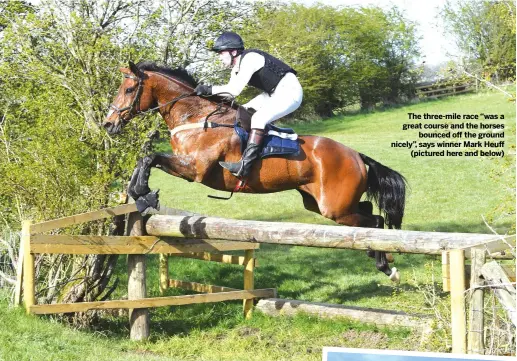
[2, 89, 514, 360]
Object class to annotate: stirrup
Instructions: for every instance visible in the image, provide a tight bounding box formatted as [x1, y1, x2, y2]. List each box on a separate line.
[219, 160, 244, 177]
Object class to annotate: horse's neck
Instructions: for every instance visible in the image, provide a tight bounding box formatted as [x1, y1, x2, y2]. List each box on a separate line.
[151, 74, 235, 129]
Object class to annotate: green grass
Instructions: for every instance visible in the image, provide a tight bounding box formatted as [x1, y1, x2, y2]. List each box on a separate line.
[1, 89, 515, 360]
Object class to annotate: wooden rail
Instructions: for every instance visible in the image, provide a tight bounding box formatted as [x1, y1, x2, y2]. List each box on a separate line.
[20, 204, 270, 342]
[19, 204, 516, 350]
[146, 215, 515, 256]
[30, 234, 258, 254]
[30, 203, 137, 233]
[415, 82, 475, 98]
[29, 289, 276, 314]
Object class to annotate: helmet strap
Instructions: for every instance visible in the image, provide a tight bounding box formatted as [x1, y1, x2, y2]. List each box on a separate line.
[230, 49, 243, 66]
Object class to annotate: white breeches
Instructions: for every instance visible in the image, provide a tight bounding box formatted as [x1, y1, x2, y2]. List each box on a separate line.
[243, 72, 303, 130]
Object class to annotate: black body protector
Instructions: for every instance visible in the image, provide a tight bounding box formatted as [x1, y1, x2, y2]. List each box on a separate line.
[239, 49, 297, 95]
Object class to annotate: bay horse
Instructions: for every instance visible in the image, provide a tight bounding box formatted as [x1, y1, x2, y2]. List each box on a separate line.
[103, 61, 407, 282]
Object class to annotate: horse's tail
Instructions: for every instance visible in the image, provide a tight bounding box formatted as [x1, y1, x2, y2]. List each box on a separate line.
[359, 153, 407, 229]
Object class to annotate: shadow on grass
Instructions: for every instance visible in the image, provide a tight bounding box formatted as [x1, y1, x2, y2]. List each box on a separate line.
[90, 244, 426, 339]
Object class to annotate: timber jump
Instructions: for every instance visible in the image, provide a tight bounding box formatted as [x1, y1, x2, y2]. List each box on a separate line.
[16, 203, 515, 352]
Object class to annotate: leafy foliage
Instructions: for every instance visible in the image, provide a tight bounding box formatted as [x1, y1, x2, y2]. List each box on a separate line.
[0, 0, 262, 306]
[240, 3, 420, 117]
[441, 0, 516, 81]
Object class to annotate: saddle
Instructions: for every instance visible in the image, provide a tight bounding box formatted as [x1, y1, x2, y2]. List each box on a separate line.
[235, 106, 300, 158]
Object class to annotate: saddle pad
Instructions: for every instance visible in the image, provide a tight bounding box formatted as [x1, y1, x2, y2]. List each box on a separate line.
[235, 123, 300, 158]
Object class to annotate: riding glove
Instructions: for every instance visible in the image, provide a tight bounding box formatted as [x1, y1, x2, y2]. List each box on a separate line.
[195, 84, 212, 96]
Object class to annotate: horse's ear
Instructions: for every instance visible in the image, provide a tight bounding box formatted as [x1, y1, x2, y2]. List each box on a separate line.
[120, 67, 131, 75]
[128, 61, 141, 77]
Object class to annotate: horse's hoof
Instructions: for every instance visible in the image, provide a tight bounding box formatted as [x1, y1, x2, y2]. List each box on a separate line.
[135, 189, 160, 215]
[389, 267, 400, 284]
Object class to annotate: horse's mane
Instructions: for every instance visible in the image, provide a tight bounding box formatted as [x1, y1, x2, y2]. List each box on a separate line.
[136, 61, 198, 88]
[136, 60, 238, 110]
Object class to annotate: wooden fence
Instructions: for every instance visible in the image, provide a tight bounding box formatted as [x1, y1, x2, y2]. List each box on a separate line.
[16, 204, 515, 351]
[415, 81, 476, 98]
[16, 204, 276, 340]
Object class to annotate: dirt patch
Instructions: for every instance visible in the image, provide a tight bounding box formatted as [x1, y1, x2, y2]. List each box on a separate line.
[238, 326, 261, 337]
[341, 330, 389, 347]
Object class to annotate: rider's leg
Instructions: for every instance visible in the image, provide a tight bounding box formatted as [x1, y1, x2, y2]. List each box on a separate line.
[219, 128, 265, 178]
[219, 74, 303, 178]
[242, 93, 268, 111]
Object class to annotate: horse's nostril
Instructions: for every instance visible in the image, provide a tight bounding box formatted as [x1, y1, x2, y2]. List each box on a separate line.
[103, 122, 112, 129]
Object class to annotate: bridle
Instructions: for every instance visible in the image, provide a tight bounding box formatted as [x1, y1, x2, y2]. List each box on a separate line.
[109, 74, 145, 122]
[108, 71, 237, 131]
[109, 73, 198, 124]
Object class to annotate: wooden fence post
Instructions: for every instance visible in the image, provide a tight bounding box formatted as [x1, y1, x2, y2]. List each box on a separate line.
[243, 249, 255, 319]
[22, 220, 35, 314]
[159, 253, 169, 295]
[468, 247, 485, 354]
[442, 251, 450, 292]
[127, 209, 150, 341]
[450, 249, 467, 353]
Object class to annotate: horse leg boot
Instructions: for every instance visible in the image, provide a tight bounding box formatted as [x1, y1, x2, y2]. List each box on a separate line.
[365, 215, 399, 282]
[219, 129, 265, 178]
[359, 209, 395, 265]
[127, 155, 160, 215]
[375, 251, 399, 283]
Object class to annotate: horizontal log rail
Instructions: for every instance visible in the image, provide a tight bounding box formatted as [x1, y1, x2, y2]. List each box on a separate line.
[29, 288, 276, 314]
[146, 215, 515, 256]
[169, 279, 240, 293]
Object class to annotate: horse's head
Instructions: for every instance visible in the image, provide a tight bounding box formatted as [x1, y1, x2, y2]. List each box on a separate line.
[103, 61, 154, 135]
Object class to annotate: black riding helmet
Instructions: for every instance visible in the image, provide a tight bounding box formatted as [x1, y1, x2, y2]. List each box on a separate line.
[211, 31, 244, 53]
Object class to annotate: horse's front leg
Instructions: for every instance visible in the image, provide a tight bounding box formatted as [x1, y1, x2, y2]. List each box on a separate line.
[128, 153, 199, 215]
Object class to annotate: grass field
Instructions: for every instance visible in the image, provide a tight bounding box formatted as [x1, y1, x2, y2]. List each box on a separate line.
[1, 89, 515, 361]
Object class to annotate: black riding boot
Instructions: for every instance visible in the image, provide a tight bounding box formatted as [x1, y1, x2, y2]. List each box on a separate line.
[220, 128, 265, 178]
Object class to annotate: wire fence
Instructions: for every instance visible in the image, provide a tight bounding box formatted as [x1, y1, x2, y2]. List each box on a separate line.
[465, 263, 516, 356]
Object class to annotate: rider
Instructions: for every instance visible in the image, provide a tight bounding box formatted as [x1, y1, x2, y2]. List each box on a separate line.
[195, 31, 303, 179]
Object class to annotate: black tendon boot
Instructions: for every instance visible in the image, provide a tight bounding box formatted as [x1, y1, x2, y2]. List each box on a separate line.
[220, 128, 265, 178]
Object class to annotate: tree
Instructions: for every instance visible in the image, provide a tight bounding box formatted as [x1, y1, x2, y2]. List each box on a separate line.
[441, 0, 516, 81]
[240, 3, 420, 116]
[0, 0, 155, 306]
[0, 0, 34, 32]
[0, 0, 263, 309]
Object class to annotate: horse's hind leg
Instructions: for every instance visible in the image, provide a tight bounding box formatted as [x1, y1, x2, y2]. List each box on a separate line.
[297, 189, 320, 214]
[298, 185, 398, 281]
[359, 203, 395, 264]
[332, 213, 398, 282]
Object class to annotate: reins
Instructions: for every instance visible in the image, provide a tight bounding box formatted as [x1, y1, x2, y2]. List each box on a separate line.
[110, 69, 244, 200]
[110, 71, 236, 132]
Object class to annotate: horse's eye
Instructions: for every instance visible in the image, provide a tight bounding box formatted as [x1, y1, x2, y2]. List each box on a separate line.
[125, 87, 135, 94]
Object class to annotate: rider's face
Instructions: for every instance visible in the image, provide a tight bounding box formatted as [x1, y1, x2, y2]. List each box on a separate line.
[218, 51, 233, 67]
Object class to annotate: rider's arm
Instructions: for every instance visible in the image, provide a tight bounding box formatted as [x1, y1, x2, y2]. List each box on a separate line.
[212, 52, 265, 97]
